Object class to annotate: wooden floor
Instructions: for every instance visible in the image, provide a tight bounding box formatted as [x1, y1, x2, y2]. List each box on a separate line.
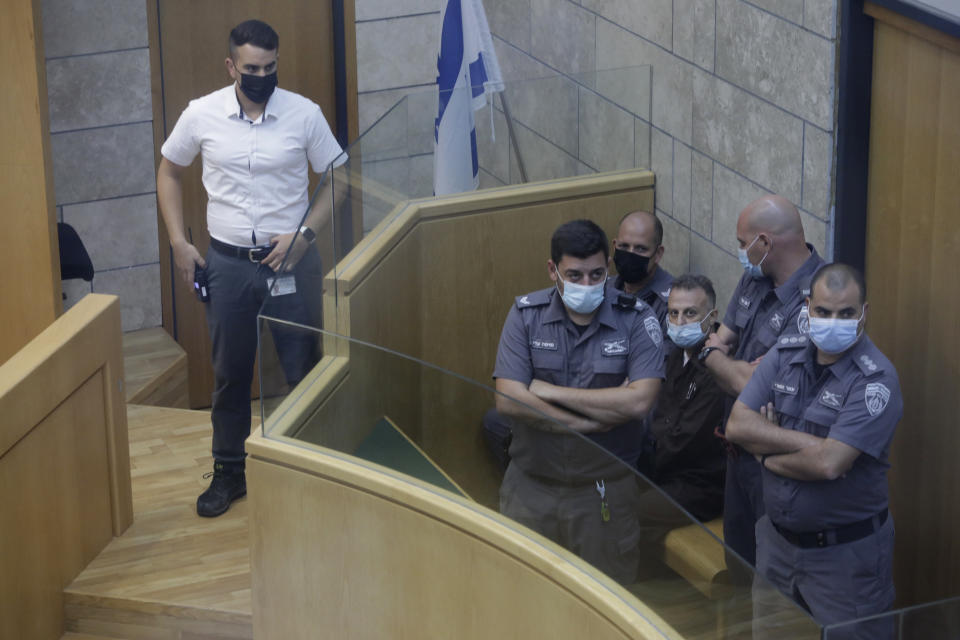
[63, 405, 253, 639]
[122, 329, 189, 408]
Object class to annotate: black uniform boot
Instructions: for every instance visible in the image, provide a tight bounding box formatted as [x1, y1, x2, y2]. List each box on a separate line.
[197, 460, 246, 517]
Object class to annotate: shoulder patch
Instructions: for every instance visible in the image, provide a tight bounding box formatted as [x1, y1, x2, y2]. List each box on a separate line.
[797, 305, 810, 334]
[865, 382, 891, 416]
[643, 316, 663, 346]
[516, 290, 550, 309]
[778, 334, 808, 348]
[659, 287, 672, 300]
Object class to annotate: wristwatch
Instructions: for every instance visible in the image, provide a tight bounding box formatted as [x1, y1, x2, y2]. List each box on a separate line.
[298, 225, 316, 244]
[698, 346, 721, 362]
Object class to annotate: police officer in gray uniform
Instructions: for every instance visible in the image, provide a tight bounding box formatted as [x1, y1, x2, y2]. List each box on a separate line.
[700, 195, 825, 569]
[610, 210, 674, 326]
[492, 219, 664, 584]
[727, 263, 901, 638]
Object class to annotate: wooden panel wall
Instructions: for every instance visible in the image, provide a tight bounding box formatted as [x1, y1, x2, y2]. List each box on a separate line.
[148, 0, 357, 407]
[283, 172, 655, 509]
[864, 3, 960, 606]
[1, 0, 61, 363]
[246, 430, 679, 640]
[0, 294, 133, 640]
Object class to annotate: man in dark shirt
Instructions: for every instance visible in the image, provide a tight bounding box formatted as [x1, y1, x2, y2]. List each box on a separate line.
[637, 274, 726, 541]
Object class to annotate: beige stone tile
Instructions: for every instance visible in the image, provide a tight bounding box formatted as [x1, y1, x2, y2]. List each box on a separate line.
[578, 89, 635, 172]
[502, 75, 579, 155]
[651, 129, 673, 215]
[479, 168, 508, 190]
[576, 66, 651, 121]
[581, 0, 672, 49]
[93, 264, 162, 332]
[711, 164, 771, 255]
[509, 122, 592, 183]
[673, 142, 693, 227]
[802, 123, 835, 219]
[635, 119, 652, 169]
[716, 0, 835, 130]
[530, 0, 596, 74]
[42, 0, 147, 58]
[692, 69, 803, 202]
[805, 0, 839, 39]
[358, 87, 435, 157]
[494, 38, 555, 82]
[691, 151, 713, 238]
[674, 0, 716, 71]
[487, 0, 532, 51]
[477, 102, 511, 184]
[356, 14, 440, 92]
[62, 278, 92, 312]
[689, 234, 743, 316]
[596, 20, 694, 145]
[47, 49, 152, 133]
[356, 0, 438, 20]
[658, 212, 691, 277]
[363, 154, 434, 201]
[800, 208, 828, 258]
[744, 0, 804, 25]
[51, 122, 156, 204]
[63, 194, 159, 272]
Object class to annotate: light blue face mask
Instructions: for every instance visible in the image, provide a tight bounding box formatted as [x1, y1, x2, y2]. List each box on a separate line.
[667, 311, 715, 348]
[738, 235, 768, 279]
[557, 276, 606, 315]
[807, 311, 864, 354]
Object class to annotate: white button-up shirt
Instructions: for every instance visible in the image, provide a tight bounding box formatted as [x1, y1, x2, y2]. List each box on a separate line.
[161, 85, 346, 247]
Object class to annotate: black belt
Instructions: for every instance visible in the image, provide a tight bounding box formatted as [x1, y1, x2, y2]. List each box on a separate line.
[772, 509, 888, 549]
[209, 237, 272, 262]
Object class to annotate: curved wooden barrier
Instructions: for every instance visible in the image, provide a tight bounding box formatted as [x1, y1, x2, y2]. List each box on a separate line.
[0, 294, 132, 640]
[248, 171, 681, 638]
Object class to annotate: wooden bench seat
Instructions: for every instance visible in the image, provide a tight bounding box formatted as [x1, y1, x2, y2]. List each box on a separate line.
[662, 517, 728, 599]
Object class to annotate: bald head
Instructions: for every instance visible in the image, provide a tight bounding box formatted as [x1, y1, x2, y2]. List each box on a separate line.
[618, 210, 663, 246]
[738, 195, 805, 239]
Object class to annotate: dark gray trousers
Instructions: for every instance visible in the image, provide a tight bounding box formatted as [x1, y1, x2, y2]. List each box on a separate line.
[204, 245, 322, 464]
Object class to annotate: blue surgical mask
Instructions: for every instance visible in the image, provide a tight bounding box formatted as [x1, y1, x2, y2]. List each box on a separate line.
[556, 277, 606, 315]
[738, 235, 767, 279]
[807, 312, 864, 354]
[667, 311, 715, 348]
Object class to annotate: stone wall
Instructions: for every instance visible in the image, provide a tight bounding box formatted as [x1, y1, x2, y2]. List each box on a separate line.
[484, 0, 837, 307]
[42, 0, 159, 332]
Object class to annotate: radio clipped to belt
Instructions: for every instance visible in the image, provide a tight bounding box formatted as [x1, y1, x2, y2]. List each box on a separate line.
[596, 480, 610, 522]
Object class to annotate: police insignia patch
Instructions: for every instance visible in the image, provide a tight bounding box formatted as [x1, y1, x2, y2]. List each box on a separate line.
[602, 338, 628, 355]
[865, 382, 890, 416]
[643, 316, 663, 346]
[797, 305, 810, 334]
[819, 389, 843, 409]
[770, 312, 784, 331]
[519, 296, 530, 306]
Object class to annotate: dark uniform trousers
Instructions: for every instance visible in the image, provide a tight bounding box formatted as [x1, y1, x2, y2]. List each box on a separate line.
[205, 244, 323, 464]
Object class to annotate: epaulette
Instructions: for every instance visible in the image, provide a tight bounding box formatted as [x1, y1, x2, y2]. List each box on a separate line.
[515, 289, 551, 309]
[777, 334, 808, 349]
[854, 352, 884, 376]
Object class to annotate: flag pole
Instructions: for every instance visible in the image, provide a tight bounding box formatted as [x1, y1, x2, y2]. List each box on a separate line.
[498, 92, 528, 184]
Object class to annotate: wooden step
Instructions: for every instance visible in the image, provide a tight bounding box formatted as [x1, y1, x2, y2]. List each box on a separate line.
[63, 405, 252, 640]
[122, 328, 189, 408]
[62, 632, 131, 640]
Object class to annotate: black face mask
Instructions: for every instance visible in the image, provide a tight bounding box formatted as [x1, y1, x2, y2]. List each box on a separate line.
[613, 248, 651, 283]
[238, 71, 278, 104]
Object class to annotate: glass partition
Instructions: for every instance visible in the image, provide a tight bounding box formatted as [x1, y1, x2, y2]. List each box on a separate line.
[823, 596, 960, 639]
[257, 319, 820, 639]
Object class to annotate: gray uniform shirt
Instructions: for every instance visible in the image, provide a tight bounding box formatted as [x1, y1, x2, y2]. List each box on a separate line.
[723, 246, 825, 363]
[613, 266, 674, 327]
[493, 285, 665, 471]
[738, 333, 903, 530]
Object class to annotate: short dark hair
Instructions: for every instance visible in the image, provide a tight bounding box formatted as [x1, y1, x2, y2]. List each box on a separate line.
[229, 20, 279, 54]
[551, 219, 609, 265]
[810, 263, 867, 305]
[618, 210, 663, 246]
[671, 274, 716, 308]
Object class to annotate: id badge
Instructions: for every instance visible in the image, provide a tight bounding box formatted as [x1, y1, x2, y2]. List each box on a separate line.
[267, 274, 297, 297]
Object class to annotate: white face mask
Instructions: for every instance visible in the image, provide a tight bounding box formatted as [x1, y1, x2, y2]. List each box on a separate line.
[556, 276, 606, 315]
[667, 310, 715, 348]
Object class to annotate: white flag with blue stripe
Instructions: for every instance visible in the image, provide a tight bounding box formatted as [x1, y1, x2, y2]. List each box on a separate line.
[434, 0, 504, 196]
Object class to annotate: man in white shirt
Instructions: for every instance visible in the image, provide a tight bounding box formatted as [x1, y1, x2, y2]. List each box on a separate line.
[157, 19, 345, 517]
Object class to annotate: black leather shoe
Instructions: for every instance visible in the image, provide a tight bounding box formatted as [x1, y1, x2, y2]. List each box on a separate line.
[197, 461, 246, 517]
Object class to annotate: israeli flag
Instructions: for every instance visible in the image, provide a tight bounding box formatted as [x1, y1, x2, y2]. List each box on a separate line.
[434, 0, 504, 196]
